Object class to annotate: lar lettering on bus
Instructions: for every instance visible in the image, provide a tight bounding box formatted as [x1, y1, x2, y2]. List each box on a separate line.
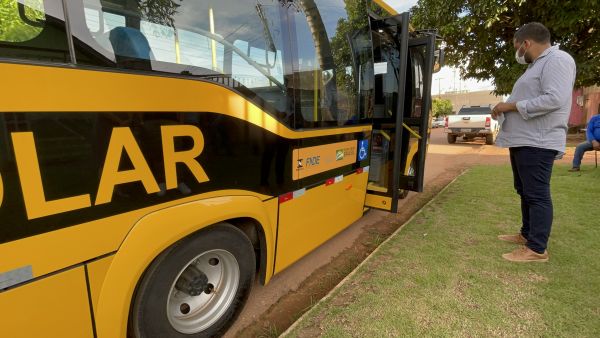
[11, 125, 209, 220]
[12, 132, 93, 220]
[161, 125, 209, 190]
[95, 127, 161, 205]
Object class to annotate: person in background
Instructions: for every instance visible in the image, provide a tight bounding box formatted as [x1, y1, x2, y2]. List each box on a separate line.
[569, 114, 600, 172]
[491, 22, 576, 263]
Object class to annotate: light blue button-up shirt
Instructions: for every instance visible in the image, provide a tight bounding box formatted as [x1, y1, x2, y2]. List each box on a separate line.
[496, 45, 576, 155]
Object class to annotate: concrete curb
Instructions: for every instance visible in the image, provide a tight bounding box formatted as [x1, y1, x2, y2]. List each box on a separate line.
[280, 169, 470, 337]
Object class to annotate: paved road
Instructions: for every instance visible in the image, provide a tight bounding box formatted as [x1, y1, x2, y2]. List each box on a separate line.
[227, 128, 589, 335]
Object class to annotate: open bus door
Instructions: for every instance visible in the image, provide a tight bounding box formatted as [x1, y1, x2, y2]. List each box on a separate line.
[365, 12, 437, 212]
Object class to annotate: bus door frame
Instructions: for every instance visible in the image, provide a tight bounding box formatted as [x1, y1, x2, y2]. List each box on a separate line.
[400, 34, 436, 197]
[365, 12, 435, 213]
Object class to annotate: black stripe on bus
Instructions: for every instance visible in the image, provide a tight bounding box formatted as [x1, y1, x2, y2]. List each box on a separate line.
[0, 112, 368, 245]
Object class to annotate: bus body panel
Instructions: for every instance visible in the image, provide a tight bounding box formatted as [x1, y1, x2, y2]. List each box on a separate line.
[1, 191, 276, 338]
[0, 61, 371, 337]
[0, 63, 371, 139]
[87, 255, 114, 316]
[0, 0, 438, 335]
[94, 195, 278, 338]
[0, 190, 271, 282]
[0, 266, 94, 338]
[0, 208, 138, 282]
[275, 171, 368, 273]
[0, 61, 369, 274]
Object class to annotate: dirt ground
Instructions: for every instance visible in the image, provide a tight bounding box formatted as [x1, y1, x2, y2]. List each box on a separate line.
[226, 129, 596, 337]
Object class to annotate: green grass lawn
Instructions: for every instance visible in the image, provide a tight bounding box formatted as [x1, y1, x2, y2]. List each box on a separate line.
[285, 165, 600, 338]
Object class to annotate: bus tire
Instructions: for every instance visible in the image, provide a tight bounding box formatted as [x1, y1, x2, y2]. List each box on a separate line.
[129, 223, 255, 338]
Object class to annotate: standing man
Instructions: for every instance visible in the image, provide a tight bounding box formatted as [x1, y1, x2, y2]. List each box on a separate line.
[569, 114, 600, 171]
[492, 22, 576, 262]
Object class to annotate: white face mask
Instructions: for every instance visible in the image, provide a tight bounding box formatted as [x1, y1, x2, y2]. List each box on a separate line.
[515, 42, 529, 65]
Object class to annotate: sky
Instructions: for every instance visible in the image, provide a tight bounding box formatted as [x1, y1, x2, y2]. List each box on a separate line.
[385, 0, 418, 13]
[385, 0, 495, 94]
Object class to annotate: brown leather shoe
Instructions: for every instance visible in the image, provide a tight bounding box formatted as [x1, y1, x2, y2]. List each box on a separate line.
[502, 246, 549, 262]
[498, 233, 527, 245]
[568, 167, 580, 172]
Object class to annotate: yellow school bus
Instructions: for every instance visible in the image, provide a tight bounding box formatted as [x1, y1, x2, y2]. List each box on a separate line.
[0, 0, 441, 336]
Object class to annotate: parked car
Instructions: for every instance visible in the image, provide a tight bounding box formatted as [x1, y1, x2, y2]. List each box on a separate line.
[445, 105, 499, 145]
[432, 116, 445, 128]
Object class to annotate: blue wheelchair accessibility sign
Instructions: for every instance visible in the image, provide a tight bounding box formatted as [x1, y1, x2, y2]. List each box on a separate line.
[358, 139, 369, 161]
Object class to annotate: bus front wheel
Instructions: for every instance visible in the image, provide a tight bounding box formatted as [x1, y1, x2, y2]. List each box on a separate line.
[129, 223, 255, 337]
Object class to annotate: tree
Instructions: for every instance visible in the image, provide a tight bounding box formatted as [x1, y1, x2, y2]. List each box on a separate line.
[411, 0, 600, 95]
[432, 98, 453, 117]
[137, 0, 182, 27]
[0, 0, 44, 42]
[0, 0, 184, 41]
[329, 0, 370, 112]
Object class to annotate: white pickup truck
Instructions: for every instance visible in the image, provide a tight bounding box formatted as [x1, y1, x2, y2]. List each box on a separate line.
[444, 105, 499, 145]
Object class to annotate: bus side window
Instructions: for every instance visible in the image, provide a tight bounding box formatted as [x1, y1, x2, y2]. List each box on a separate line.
[178, 29, 224, 71]
[410, 49, 425, 118]
[291, 5, 336, 126]
[69, 0, 292, 126]
[291, 0, 374, 128]
[82, 8, 126, 53]
[232, 39, 286, 112]
[0, 0, 70, 62]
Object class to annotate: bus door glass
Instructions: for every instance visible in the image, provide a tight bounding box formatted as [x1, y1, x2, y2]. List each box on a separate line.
[365, 13, 435, 212]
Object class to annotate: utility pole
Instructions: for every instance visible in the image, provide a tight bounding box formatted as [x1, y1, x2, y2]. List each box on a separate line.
[453, 69, 456, 92]
[437, 78, 444, 96]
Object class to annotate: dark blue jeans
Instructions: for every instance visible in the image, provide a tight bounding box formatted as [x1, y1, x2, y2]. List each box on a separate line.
[572, 141, 594, 168]
[509, 147, 557, 254]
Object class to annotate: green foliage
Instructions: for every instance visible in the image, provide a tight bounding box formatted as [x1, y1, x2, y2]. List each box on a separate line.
[0, 0, 182, 43]
[137, 0, 182, 27]
[330, 0, 370, 106]
[411, 0, 600, 94]
[432, 98, 453, 117]
[0, 0, 45, 42]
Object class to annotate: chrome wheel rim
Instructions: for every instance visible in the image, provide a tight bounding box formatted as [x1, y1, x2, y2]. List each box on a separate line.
[166, 249, 240, 334]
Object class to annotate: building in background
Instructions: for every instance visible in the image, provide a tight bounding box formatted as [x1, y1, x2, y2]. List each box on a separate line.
[569, 88, 585, 127]
[568, 86, 600, 128]
[583, 86, 600, 124]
